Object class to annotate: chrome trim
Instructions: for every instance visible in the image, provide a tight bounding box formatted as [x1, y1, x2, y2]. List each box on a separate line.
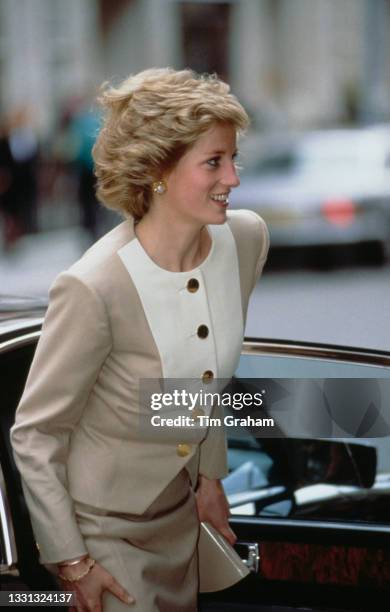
[0, 318, 43, 345]
[0, 468, 18, 571]
[243, 338, 390, 368]
[230, 516, 390, 535]
[0, 331, 41, 355]
[237, 541, 260, 573]
[228, 486, 285, 508]
[1, 327, 390, 369]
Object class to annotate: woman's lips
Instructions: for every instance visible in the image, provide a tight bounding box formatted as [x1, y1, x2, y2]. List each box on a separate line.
[210, 197, 229, 208]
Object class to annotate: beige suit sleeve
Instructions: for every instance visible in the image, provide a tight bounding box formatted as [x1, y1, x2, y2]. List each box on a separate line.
[198, 400, 228, 480]
[250, 211, 270, 290]
[10, 271, 112, 564]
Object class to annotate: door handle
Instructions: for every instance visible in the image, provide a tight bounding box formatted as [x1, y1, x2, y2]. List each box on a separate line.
[235, 541, 260, 574]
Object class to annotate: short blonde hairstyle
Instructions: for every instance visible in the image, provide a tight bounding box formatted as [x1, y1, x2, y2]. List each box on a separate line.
[92, 67, 249, 220]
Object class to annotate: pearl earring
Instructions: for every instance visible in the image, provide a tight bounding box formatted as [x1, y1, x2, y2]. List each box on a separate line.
[152, 180, 167, 195]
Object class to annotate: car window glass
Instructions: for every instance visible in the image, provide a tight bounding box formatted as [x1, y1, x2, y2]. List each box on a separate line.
[248, 150, 296, 175]
[225, 352, 390, 524]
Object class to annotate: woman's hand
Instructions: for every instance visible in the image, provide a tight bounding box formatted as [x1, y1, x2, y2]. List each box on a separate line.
[195, 475, 237, 546]
[58, 558, 135, 612]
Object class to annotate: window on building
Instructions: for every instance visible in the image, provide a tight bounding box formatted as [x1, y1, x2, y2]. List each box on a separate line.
[180, 1, 231, 81]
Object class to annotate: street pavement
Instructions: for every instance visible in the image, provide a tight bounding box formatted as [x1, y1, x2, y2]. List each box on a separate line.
[1, 226, 89, 297]
[248, 263, 390, 351]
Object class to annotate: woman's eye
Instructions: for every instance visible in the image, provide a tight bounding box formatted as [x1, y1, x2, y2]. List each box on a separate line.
[207, 158, 220, 168]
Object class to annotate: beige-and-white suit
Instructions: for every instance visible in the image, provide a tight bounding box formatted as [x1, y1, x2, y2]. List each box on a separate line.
[11, 209, 269, 611]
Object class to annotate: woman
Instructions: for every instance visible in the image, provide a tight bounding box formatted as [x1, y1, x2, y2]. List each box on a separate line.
[11, 68, 269, 612]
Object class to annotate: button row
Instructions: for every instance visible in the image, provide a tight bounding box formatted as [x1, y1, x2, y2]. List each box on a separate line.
[186, 279, 209, 339]
[177, 277, 213, 458]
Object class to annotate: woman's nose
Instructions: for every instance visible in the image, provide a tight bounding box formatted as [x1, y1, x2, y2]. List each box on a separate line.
[223, 163, 240, 188]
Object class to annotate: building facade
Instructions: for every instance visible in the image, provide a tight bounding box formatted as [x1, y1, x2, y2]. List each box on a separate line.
[1, 0, 389, 134]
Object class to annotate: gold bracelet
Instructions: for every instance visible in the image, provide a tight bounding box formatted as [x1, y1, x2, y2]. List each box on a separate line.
[58, 558, 95, 582]
[58, 554, 89, 567]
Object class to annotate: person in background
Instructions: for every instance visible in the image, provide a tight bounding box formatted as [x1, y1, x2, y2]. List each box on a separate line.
[4, 108, 39, 244]
[71, 102, 102, 241]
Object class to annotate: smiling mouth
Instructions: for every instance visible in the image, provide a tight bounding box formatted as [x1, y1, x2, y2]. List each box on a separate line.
[210, 193, 229, 203]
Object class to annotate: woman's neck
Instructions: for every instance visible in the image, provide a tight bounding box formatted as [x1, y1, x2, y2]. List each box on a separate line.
[134, 212, 211, 273]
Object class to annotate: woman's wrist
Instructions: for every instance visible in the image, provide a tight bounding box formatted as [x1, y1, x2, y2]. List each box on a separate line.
[198, 475, 222, 489]
[199, 474, 221, 482]
[57, 556, 95, 582]
[58, 554, 89, 568]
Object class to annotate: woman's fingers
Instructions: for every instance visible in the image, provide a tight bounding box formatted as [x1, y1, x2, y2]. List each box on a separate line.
[68, 588, 92, 612]
[61, 561, 135, 610]
[84, 599, 101, 612]
[220, 525, 237, 546]
[104, 574, 135, 606]
[195, 476, 238, 546]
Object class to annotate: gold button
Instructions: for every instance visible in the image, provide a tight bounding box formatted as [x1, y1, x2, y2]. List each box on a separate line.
[176, 443, 192, 457]
[202, 370, 214, 383]
[192, 408, 205, 419]
[197, 325, 209, 339]
[187, 278, 199, 293]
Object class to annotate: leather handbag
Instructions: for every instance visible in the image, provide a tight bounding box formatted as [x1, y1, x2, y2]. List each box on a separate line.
[198, 521, 250, 593]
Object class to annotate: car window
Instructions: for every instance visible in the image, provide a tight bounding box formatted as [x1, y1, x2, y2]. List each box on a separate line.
[225, 350, 390, 524]
[242, 132, 390, 177]
[247, 150, 296, 175]
[297, 138, 390, 173]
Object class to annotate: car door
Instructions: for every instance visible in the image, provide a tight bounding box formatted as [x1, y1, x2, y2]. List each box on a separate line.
[0, 321, 62, 593]
[200, 339, 390, 611]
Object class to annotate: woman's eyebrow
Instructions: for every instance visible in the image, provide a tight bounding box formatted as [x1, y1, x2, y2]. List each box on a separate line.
[204, 148, 238, 155]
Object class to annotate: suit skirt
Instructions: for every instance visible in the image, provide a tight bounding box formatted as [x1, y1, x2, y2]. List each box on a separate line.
[73, 468, 199, 612]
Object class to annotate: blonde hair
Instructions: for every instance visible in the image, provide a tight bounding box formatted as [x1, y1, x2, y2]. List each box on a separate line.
[92, 67, 249, 220]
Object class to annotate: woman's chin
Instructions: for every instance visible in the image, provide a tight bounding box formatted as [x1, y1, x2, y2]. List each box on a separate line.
[206, 205, 228, 225]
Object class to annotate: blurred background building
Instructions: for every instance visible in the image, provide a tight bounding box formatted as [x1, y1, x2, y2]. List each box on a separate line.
[1, 0, 390, 135]
[0, 0, 101, 135]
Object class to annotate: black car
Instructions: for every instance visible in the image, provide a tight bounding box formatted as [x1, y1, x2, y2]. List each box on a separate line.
[1, 300, 390, 611]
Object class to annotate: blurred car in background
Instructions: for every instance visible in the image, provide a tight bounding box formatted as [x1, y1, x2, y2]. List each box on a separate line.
[231, 126, 390, 266]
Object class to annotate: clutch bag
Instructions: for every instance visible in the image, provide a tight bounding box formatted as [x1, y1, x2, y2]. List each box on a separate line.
[198, 521, 250, 593]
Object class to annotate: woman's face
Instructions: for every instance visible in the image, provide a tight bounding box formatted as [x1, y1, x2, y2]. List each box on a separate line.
[161, 122, 240, 226]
